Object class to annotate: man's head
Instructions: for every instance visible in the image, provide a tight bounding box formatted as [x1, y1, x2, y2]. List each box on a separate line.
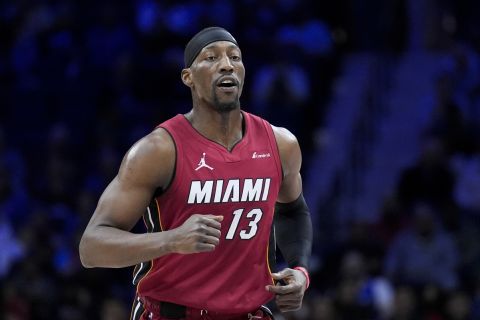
[181, 27, 245, 112]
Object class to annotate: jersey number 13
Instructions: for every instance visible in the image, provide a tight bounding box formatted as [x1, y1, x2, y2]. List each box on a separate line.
[225, 208, 263, 240]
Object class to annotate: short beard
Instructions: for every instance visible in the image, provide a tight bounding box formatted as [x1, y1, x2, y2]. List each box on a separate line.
[211, 87, 240, 113]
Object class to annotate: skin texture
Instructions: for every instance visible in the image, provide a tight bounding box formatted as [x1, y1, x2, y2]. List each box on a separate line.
[79, 40, 307, 313]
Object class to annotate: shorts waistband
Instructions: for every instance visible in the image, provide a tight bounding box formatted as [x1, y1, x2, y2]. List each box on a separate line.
[139, 296, 273, 320]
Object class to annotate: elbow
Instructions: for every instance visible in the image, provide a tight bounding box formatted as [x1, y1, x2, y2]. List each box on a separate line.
[78, 234, 95, 268]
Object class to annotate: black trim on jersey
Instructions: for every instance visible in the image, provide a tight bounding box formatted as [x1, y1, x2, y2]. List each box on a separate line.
[132, 260, 152, 286]
[153, 187, 163, 198]
[132, 199, 162, 286]
[130, 295, 145, 320]
[148, 199, 162, 232]
[268, 223, 277, 272]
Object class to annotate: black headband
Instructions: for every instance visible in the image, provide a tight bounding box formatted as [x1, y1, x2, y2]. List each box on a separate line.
[184, 27, 238, 67]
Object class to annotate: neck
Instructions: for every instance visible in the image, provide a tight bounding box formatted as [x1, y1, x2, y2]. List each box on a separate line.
[185, 108, 244, 151]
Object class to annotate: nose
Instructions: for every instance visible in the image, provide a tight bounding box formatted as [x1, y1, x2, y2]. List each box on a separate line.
[219, 55, 234, 73]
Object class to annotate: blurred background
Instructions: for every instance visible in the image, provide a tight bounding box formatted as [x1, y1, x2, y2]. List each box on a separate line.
[1, 0, 480, 319]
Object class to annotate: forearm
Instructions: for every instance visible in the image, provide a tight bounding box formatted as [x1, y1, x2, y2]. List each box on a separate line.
[274, 193, 313, 269]
[79, 226, 175, 268]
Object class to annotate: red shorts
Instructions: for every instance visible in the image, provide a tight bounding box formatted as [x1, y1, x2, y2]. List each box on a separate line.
[131, 296, 273, 320]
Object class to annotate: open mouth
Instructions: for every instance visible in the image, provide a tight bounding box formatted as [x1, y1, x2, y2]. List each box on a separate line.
[216, 77, 238, 88]
[217, 82, 237, 88]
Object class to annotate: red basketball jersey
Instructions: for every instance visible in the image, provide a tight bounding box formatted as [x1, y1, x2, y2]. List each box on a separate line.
[133, 111, 283, 314]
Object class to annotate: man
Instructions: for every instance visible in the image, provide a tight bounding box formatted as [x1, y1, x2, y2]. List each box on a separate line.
[79, 26, 313, 320]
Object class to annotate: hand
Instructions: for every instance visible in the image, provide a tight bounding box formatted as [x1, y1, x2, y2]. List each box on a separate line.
[265, 268, 308, 312]
[170, 214, 223, 254]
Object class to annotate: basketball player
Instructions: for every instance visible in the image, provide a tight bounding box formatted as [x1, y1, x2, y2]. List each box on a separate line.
[79, 27, 313, 320]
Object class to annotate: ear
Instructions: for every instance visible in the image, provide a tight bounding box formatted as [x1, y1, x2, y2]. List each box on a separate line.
[181, 68, 193, 87]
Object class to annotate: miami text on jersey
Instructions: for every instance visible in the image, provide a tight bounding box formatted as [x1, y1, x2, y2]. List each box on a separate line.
[187, 178, 271, 204]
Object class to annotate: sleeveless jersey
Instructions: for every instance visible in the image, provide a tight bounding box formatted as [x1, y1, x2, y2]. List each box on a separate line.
[132, 111, 283, 314]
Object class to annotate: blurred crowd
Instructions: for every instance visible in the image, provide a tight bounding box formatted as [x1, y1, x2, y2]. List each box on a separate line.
[0, 0, 480, 319]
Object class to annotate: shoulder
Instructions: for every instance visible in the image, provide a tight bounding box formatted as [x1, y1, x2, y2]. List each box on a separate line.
[125, 127, 175, 162]
[271, 125, 298, 148]
[119, 127, 175, 189]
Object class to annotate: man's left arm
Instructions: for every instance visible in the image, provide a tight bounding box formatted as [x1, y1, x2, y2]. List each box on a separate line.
[266, 126, 313, 312]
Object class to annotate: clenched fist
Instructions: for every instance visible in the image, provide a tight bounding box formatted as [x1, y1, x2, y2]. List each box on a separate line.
[170, 214, 223, 254]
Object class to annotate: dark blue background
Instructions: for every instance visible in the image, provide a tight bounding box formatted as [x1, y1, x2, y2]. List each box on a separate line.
[1, 0, 480, 319]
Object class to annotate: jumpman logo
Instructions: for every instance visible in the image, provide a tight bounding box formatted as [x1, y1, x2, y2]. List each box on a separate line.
[195, 152, 214, 171]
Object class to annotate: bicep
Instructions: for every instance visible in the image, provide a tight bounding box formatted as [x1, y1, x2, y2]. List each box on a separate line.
[88, 175, 153, 231]
[85, 129, 174, 232]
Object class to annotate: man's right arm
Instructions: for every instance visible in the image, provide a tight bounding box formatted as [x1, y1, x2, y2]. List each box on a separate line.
[79, 128, 223, 268]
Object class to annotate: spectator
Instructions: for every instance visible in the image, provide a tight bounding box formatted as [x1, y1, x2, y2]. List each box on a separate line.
[396, 136, 456, 213]
[250, 42, 311, 136]
[384, 202, 459, 290]
[334, 250, 394, 319]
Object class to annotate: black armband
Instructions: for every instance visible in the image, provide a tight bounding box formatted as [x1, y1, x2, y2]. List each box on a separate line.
[274, 193, 313, 269]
